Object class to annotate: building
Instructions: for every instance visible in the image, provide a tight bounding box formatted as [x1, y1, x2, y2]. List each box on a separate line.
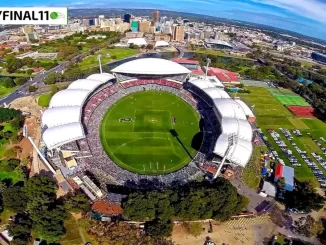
[153, 10, 160, 23]
[172, 59, 203, 75]
[139, 21, 150, 33]
[131, 20, 139, 32]
[205, 39, 233, 49]
[125, 32, 143, 38]
[274, 164, 294, 191]
[205, 67, 240, 85]
[155, 40, 169, 48]
[154, 34, 170, 41]
[173, 25, 185, 42]
[123, 14, 131, 23]
[127, 38, 147, 47]
[311, 52, 326, 63]
[23, 25, 34, 33]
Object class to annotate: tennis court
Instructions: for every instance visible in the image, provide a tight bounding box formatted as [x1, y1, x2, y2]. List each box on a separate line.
[268, 88, 310, 106]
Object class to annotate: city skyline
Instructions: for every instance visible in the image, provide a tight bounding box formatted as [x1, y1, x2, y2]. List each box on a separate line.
[2, 0, 326, 40]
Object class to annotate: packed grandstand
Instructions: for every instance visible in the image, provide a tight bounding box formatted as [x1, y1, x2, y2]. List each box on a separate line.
[40, 58, 255, 191]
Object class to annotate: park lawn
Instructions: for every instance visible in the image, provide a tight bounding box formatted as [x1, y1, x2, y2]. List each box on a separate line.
[237, 87, 292, 117]
[100, 91, 200, 175]
[0, 208, 15, 224]
[243, 145, 266, 190]
[191, 48, 255, 60]
[38, 93, 53, 107]
[0, 160, 23, 184]
[0, 86, 17, 98]
[60, 218, 84, 245]
[288, 118, 310, 129]
[79, 48, 139, 70]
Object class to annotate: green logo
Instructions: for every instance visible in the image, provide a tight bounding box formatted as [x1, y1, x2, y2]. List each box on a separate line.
[50, 11, 65, 20]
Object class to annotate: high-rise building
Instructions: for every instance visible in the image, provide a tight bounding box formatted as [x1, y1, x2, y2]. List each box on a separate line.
[98, 15, 105, 25]
[23, 25, 34, 33]
[82, 19, 90, 27]
[116, 18, 123, 24]
[131, 20, 139, 32]
[94, 18, 99, 26]
[124, 14, 131, 23]
[172, 25, 185, 42]
[153, 10, 160, 23]
[139, 21, 150, 33]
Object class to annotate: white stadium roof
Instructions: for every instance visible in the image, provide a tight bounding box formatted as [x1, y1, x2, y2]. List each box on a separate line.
[202, 87, 230, 99]
[111, 58, 191, 75]
[188, 78, 216, 89]
[42, 106, 81, 128]
[221, 117, 253, 141]
[68, 79, 105, 91]
[49, 89, 90, 108]
[155, 40, 169, 48]
[42, 122, 85, 150]
[42, 73, 115, 149]
[87, 73, 115, 83]
[127, 38, 147, 46]
[213, 133, 253, 167]
[213, 98, 247, 120]
[235, 99, 255, 118]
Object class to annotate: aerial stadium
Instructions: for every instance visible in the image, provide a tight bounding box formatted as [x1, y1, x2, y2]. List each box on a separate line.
[40, 58, 254, 192]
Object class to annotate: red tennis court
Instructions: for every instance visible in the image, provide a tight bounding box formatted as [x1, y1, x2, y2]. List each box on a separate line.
[287, 105, 316, 118]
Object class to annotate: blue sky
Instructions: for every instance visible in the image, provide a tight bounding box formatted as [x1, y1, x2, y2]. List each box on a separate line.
[2, 0, 326, 40]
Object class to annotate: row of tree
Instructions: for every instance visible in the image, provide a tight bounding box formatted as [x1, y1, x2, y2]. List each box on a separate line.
[122, 178, 248, 237]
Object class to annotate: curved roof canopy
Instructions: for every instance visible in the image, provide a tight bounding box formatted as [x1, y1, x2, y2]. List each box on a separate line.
[188, 78, 215, 89]
[49, 89, 90, 108]
[112, 58, 191, 75]
[235, 99, 255, 118]
[221, 117, 253, 141]
[68, 79, 104, 91]
[202, 87, 230, 99]
[87, 73, 115, 83]
[42, 106, 81, 128]
[42, 123, 85, 150]
[213, 98, 247, 120]
[213, 133, 253, 167]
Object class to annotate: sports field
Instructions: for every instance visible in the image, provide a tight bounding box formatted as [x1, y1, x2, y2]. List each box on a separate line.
[100, 91, 201, 175]
[268, 88, 310, 106]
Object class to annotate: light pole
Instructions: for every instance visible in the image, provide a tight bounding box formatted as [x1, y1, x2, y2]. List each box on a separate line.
[98, 54, 102, 74]
[204, 57, 211, 80]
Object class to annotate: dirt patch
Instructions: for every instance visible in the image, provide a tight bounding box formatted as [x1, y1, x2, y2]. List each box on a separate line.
[171, 221, 256, 245]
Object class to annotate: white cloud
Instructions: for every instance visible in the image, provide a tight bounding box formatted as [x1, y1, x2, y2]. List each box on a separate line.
[253, 0, 326, 23]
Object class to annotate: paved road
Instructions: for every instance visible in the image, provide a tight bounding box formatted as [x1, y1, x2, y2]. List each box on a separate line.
[0, 47, 101, 105]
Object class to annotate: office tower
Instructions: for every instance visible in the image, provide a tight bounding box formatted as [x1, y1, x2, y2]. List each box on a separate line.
[139, 21, 150, 33]
[153, 10, 160, 23]
[173, 25, 185, 41]
[124, 14, 131, 23]
[131, 20, 139, 32]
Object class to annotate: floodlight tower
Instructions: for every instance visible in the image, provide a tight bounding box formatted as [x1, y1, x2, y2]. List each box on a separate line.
[204, 57, 211, 80]
[213, 133, 238, 179]
[98, 54, 103, 74]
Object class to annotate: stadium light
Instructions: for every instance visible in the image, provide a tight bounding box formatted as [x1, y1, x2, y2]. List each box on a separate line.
[204, 58, 211, 80]
[98, 54, 103, 74]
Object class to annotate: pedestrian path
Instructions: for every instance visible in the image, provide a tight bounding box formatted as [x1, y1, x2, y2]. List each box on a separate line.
[224, 215, 270, 228]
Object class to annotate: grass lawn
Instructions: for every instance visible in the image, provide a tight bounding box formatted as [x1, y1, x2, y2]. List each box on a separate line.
[0, 160, 23, 184]
[60, 218, 84, 245]
[38, 93, 53, 107]
[191, 48, 255, 60]
[236, 87, 292, 117]
[100, 91, 200, 175]
[0, 208, 15, 224]
[79, 48, 139, 70]
[243, 145, 267, 190]
[242, 86, 326, 185]
[0, 86, 17, 98]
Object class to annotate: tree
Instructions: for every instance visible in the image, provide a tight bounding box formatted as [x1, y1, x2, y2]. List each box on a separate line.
[24, 175, 57, 210]
[277, 177, 286, 189]
[145, 219, 173, 237]
[30, 204, 68, 243]
[0, 77, 15, 88]
[7, 212, 33, 245]
[146, 44, 154, 50]
[14, 77, 28, 86]
[183, 222, 202, 237]
[64, 193, 91, 213]
[2, 185, 28, 212]
[294, 215, 324, 237]
[285, 181, 325, 212]
[28, 85, 37, 93]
